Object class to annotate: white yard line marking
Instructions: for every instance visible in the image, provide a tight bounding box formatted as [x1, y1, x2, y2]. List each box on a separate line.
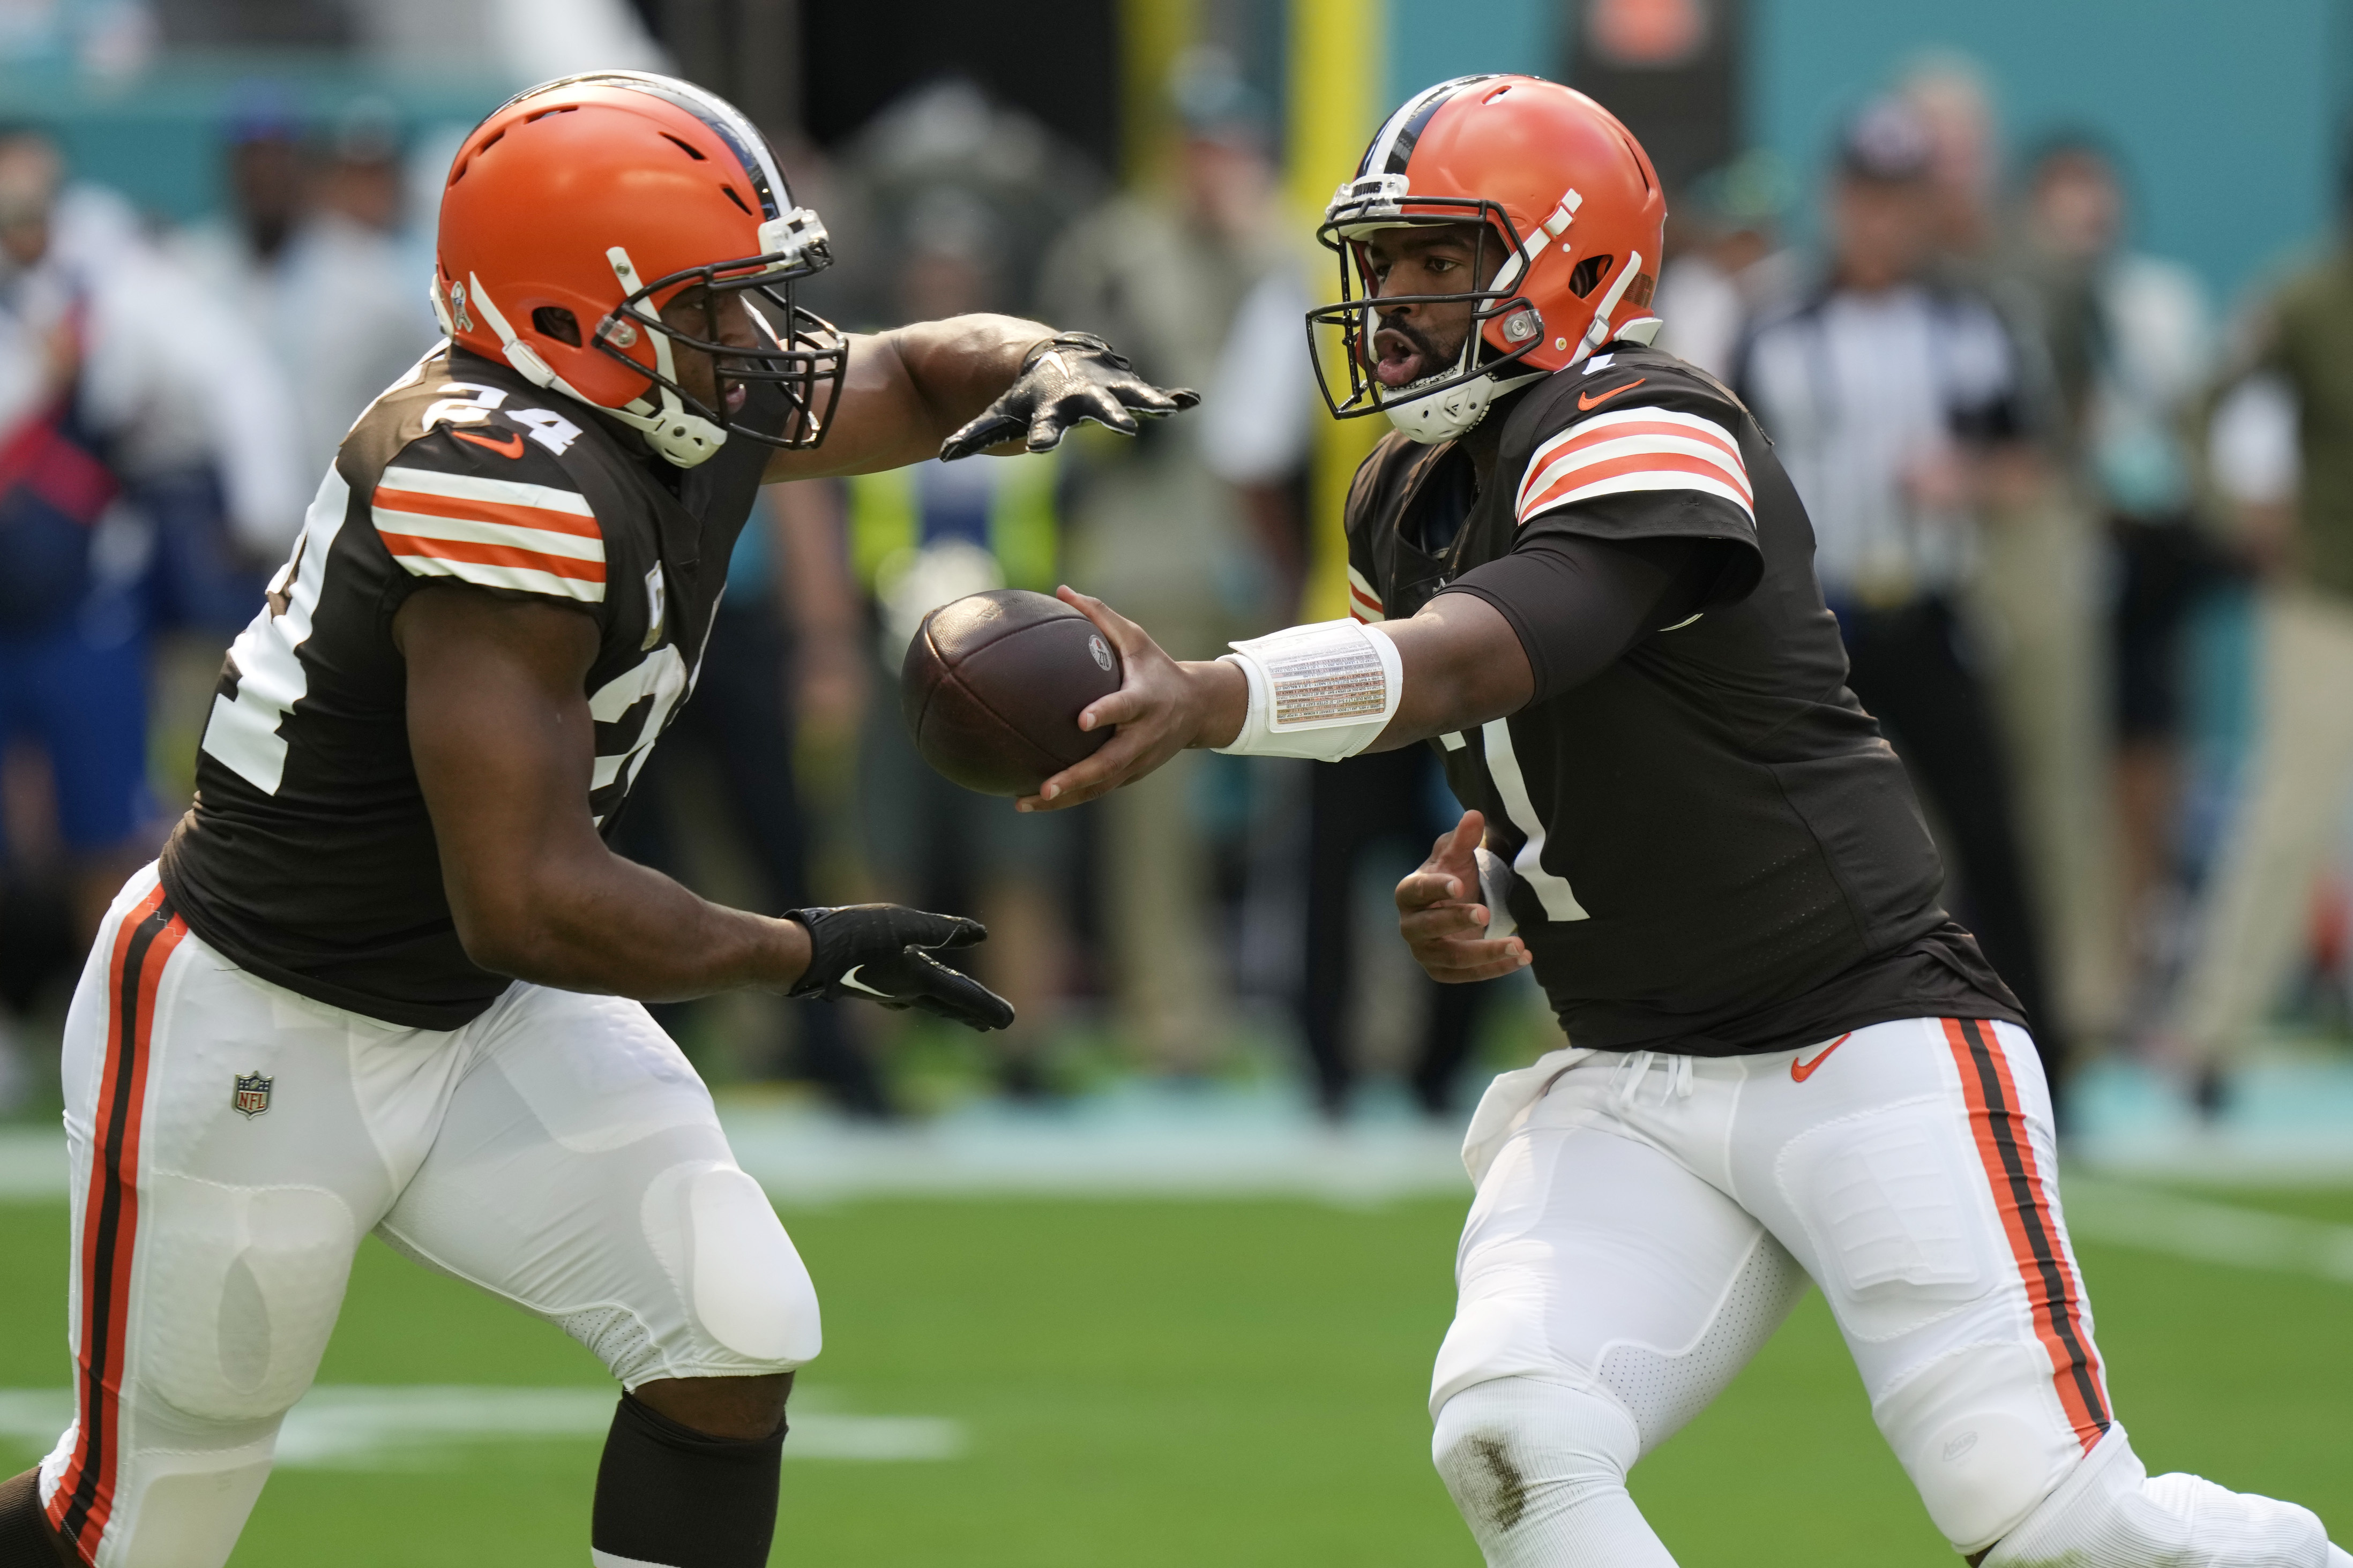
[2061, 1178, 2353, 1287]
[0, 1387, 962, 1467]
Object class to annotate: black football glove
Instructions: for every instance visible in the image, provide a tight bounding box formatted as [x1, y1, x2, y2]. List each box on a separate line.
[783, 904, 1015, 1032]
[939, 332, 1200, 461]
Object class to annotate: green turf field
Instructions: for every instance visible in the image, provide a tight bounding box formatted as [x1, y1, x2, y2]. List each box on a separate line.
[0, 1187, 2345, 1566]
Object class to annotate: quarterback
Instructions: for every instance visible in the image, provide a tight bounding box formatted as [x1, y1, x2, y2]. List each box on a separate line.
[0, 73, 1191, 1568]
[1034, 77, 2350, 1568]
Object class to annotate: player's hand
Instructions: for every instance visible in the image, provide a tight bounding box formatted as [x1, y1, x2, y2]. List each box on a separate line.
[939, 333, 1198, 461]
[1017, 586, 1243, 812]
[783, 904, 1015, 1032]
[1395, 811, 1530, 983]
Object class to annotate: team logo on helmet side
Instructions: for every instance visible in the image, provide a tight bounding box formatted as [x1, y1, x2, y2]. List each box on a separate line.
[232, 1071, 273, 1119]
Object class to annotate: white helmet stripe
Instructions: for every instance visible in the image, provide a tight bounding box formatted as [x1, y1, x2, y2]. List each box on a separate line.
[1361, 75, 1493, 178]
[503, 70, 793, 217]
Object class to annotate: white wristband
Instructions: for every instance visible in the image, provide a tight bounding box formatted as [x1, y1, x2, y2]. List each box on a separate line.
[1212, 618, 1403, 762]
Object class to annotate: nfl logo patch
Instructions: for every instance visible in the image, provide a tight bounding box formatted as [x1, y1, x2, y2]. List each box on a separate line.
[232, 1072, 273, 1119]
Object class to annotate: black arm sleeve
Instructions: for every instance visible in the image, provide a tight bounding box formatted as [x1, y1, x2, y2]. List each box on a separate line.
[1440, 534, 1719, 704]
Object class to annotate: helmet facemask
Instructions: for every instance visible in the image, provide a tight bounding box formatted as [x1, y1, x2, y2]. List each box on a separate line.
[1306, 185, 1549, 444]
[591, 228, 848, 464]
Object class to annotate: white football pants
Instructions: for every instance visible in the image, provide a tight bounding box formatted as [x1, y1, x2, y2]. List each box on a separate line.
[36, 867, 821, 1568]
[1432, 1015, 2345, 1565]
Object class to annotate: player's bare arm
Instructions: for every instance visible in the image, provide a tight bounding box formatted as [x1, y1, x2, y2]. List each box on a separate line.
[399, 584, 1013, 1026]
[399, 585, 811, 999]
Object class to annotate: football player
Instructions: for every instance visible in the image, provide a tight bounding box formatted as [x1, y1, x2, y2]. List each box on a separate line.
[1026, 77, 2350, 1568]
[0, 73, 1193, 1568]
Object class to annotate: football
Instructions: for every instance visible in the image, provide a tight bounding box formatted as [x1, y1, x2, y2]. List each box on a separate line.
[901, 589, 1125, 796]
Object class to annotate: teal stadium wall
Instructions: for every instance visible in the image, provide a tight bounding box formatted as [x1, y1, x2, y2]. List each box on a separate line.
[1382, 0, 2352, 309]
[1749, 0, 2351, 308]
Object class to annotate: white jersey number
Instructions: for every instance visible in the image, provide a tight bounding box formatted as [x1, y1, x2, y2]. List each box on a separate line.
[1480, 717, 1589, 922]
[201, 468, 350, 794]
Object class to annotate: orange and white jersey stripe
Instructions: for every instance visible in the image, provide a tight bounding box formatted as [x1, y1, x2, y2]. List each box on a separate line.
[1346, 564, 1386, 625]
[371, 464, 607, 603]
[1513, 406, 1753, 529]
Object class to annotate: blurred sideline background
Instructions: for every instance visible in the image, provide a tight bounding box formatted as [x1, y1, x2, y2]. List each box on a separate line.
[2, 0, 2350, 1166]
[0, 3, 2350, 1560]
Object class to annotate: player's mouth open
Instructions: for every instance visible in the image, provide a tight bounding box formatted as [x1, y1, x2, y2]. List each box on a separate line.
[1370, 324, 1443, 389]
[723, 380, 748, 415]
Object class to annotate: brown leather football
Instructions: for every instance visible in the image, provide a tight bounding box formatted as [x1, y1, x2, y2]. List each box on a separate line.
[900, 589, 1124, 796]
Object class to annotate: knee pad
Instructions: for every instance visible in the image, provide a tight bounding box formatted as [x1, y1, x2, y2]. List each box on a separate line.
[137, 1176, 357, 1423]
[1432, 1377, 1641, 1548]
[661, 1164, 821, 1374]
[1987, 1427, 2336, 1568]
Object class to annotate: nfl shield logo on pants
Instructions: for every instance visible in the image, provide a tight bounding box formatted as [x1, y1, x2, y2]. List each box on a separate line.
[232, 1072, 273, 1119]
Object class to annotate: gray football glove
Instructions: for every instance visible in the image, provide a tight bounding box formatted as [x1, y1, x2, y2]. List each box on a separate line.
[939, 332, 1199, 461]
[783, 904, 1014, 1032]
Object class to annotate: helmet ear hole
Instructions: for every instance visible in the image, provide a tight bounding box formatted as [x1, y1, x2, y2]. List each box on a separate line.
[1568, 254, 1613, 298]
[532, 306, 582, 347]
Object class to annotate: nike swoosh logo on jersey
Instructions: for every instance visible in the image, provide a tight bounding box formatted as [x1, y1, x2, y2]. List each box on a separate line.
[450, 427, 526, 459]
[1790, 1032, 1851, 1083]
[1576, 377, 1646, 411]
[836, 965, 892, 999]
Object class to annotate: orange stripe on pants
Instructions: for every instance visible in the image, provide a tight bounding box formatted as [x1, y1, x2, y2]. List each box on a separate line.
[1941, 1017, 2109, 1452]
[49, 887, 185, 1560]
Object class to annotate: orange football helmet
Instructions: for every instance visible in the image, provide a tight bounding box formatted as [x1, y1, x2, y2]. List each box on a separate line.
[433, 71, 845, 467]
[1307, 74, 1667, 442]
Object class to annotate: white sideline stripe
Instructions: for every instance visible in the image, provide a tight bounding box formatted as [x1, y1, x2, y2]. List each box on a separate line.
[371, 507, 607, 561]
[379, 463, 593, 515]
[0, 1387, 963, 1468]
[391, 553, 607, 603]
[593, 1552, 671, 1568]
[2060, 1178, 2353, 1287]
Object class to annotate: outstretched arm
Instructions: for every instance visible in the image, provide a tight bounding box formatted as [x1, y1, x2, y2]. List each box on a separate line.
[398, 584, 1012, 1027]
[761, 320, 1194, 481]
[1019, 531, 1699, 812]
[1015, 589, 1535, 811]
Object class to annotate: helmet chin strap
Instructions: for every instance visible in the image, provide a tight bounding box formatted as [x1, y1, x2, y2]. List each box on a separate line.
[460, 255, 729, 470]
[602, 247, 728, 468]
[1382, 244, 1649, 444]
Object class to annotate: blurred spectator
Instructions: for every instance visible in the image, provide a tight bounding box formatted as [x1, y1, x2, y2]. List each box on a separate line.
[804, 77, 1100, 335]
[1035, 49, 1296, 1074]
[1655, 148, 1798, 380]
[2171, 140, 2353, 1096]
[1899, 55, 2003, 269]
[2009, 136, 2222, 1006]
[1736, 99, 2064, 1082]
[0, 124, 301, 898]
[175, 95, 439, 491]
[0, 124, 302, 1099]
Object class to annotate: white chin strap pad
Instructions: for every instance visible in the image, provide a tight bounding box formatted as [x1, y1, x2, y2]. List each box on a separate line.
[1387, 368, 1498, 444]
[1213, 619, 1402, 762]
